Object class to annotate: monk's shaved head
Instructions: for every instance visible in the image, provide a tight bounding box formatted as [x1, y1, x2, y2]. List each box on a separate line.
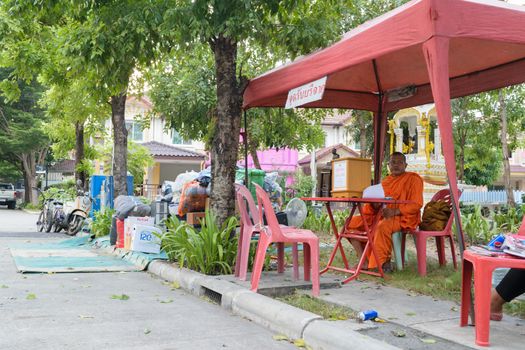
[388, 152, 407, 176]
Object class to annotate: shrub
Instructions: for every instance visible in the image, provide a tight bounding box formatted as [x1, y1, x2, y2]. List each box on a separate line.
[302, 208, 350, 236]
[161, 211, 238, 275]
[91, 208, 116, 238]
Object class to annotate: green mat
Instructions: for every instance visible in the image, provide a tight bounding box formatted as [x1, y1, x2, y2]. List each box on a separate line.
[9, 236, 167, 273]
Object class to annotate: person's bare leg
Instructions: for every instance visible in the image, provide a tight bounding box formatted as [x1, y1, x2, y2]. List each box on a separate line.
[490, 288, 505, 321]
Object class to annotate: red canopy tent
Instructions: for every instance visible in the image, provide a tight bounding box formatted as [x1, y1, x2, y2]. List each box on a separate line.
[243, 0, 525, 251]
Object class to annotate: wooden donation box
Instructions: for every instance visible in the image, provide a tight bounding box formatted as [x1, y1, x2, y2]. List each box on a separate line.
[331, 157, 372, 198]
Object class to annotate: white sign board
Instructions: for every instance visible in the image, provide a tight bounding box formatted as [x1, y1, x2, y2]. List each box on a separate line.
[332, 161, 347, 190]
[285, 76, 327, 109]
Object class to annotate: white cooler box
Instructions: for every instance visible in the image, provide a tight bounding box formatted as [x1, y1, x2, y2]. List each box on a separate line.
[124, 217, 154, 250]
[130, 224, 162, 254]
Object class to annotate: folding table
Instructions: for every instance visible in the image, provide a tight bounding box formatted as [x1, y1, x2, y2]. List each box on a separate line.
[302, 197, 410, 284]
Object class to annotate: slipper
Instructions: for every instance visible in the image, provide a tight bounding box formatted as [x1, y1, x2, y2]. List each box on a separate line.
[490, 312, 503, 321]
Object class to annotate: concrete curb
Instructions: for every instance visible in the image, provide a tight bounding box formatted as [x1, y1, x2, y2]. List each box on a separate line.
[232, 290, 321, 339]
[304, 320, 400, 350]
[145, 260, 403, 350]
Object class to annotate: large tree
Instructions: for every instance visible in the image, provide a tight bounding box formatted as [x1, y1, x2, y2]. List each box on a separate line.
[162, 0, 351, 225]
[147, 45, 326, 171]
[0, 70, 49, 204]
[2, 1, 173, 196]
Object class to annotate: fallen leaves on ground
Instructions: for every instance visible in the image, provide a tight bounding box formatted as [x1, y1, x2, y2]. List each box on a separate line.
[405, 312, 416, 316]
[293, 339, 307, 348]
[391, 330, 406, 337]
[111, 294, 129, 300]
[144, 328, 151, 335]
[1, 285, 8, 288]
[79, 315, 94, 319]
[26, 293, 36, 300]
[171, 282, 180, 290]
[420, 338, 437, 344]
[159, 299, 173, 304]
[273, 335, 288, 341]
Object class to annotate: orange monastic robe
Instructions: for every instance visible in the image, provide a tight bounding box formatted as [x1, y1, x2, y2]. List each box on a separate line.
[344, 172, 423, 269]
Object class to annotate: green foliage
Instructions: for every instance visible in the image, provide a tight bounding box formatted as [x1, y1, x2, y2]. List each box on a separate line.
[457, 205, 492, 245]
[290, 169, 316, 199]
[303, 212, 332, 235]
[95, 138, 153, 186]
[161, 211, 238, 275]
[278, 291, 355, 320]
[492, 205, 524, 233]
[42, 185, 75, 203]
[127, 141, 154, 187]
[302, 209, 350, 236]
[91, 208, 116, 238]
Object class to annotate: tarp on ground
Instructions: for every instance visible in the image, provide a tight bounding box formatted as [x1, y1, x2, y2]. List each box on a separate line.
[9, 236, 167, 273]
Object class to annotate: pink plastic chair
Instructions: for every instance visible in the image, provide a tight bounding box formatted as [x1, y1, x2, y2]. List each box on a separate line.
[401, 189, 461, 276]
[234, 184, 299, 281]
[461, 234, 525, 346]
[250, 184, 320, 296]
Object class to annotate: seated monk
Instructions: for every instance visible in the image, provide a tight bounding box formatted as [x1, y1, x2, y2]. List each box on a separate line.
[344, 152, 423, 272]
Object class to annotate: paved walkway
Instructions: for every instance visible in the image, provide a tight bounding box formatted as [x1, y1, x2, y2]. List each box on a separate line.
[220, 268, 524, 349]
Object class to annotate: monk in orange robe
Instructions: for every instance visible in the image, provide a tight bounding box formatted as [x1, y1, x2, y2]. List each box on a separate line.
[345, 152, 423, 271]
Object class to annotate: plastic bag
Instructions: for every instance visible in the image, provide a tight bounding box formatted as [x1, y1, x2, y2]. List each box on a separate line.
[178, 180, 208, 216]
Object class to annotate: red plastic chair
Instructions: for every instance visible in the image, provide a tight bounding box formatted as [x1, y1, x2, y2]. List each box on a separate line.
[461, 243, 525, 346]
[401, 189, 461, 276]
[251, 183, 320, 296]
[234, 184, 299, 281]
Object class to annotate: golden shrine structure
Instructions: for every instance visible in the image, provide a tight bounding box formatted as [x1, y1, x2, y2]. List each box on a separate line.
[389, 104, 448, 201]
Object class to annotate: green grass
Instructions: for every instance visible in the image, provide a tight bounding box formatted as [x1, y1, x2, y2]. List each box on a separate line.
[277, 291, 356, 320]
[287, 243, 525, 319]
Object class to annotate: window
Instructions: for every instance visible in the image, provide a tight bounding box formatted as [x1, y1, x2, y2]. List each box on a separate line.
[172, 129, 191, 145]
[125, 121, 143, 142]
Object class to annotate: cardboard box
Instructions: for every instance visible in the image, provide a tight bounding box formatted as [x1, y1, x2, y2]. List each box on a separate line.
[186, 212, 206, 226]
[130, 224, 162, 254]
[124, 217, 154, 250]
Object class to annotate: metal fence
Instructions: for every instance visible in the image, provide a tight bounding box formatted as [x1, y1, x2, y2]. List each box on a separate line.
[460, 190, 524, 205]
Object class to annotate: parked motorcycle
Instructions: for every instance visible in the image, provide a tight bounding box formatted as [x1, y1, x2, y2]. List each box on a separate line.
[54, 181, 92, 236]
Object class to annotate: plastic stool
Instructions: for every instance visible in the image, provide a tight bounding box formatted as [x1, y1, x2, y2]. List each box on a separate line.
[392, 232, 407, 271]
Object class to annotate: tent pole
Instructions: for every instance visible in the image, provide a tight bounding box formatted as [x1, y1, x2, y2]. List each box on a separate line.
[423, 37, 473, 324]
[372, 59, 386, 184]
[244, 110, 249, 188]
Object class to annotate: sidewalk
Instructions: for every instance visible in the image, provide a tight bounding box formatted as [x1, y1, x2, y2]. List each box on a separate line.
[144, 258, 525, 350]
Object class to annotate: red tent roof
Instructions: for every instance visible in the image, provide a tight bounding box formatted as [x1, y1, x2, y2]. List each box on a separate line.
[243, 0, 525, 251]
[244, 0, 525, 112]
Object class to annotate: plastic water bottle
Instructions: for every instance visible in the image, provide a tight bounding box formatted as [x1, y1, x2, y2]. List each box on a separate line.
[358, 310, 378, 321]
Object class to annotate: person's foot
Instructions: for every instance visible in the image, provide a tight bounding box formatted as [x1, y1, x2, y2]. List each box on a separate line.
[490, 288, 505, 321]
[381, 261, 394, 273]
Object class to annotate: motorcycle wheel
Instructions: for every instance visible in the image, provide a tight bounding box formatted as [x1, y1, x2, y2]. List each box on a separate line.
[67, 215, 84, 236]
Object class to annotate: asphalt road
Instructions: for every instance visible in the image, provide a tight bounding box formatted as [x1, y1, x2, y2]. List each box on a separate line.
[0, 208, 296, 350]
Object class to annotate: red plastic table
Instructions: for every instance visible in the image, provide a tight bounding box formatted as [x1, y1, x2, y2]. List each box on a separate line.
[460, 249, 525, 346]
[302, 197, 410, 284]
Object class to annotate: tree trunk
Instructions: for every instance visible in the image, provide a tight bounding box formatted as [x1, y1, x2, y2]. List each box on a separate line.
[209, 35, 243, 226]
[249, 141, 262, 169]
[358, 111, 367, 158]
[111, 93, 128, 197]
[20, 153, 37, 205]
[74, 121, 86, 189]
[498, 90, 515, 207]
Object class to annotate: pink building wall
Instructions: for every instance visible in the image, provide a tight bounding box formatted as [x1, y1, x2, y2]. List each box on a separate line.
[237, 148, 299, 186]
